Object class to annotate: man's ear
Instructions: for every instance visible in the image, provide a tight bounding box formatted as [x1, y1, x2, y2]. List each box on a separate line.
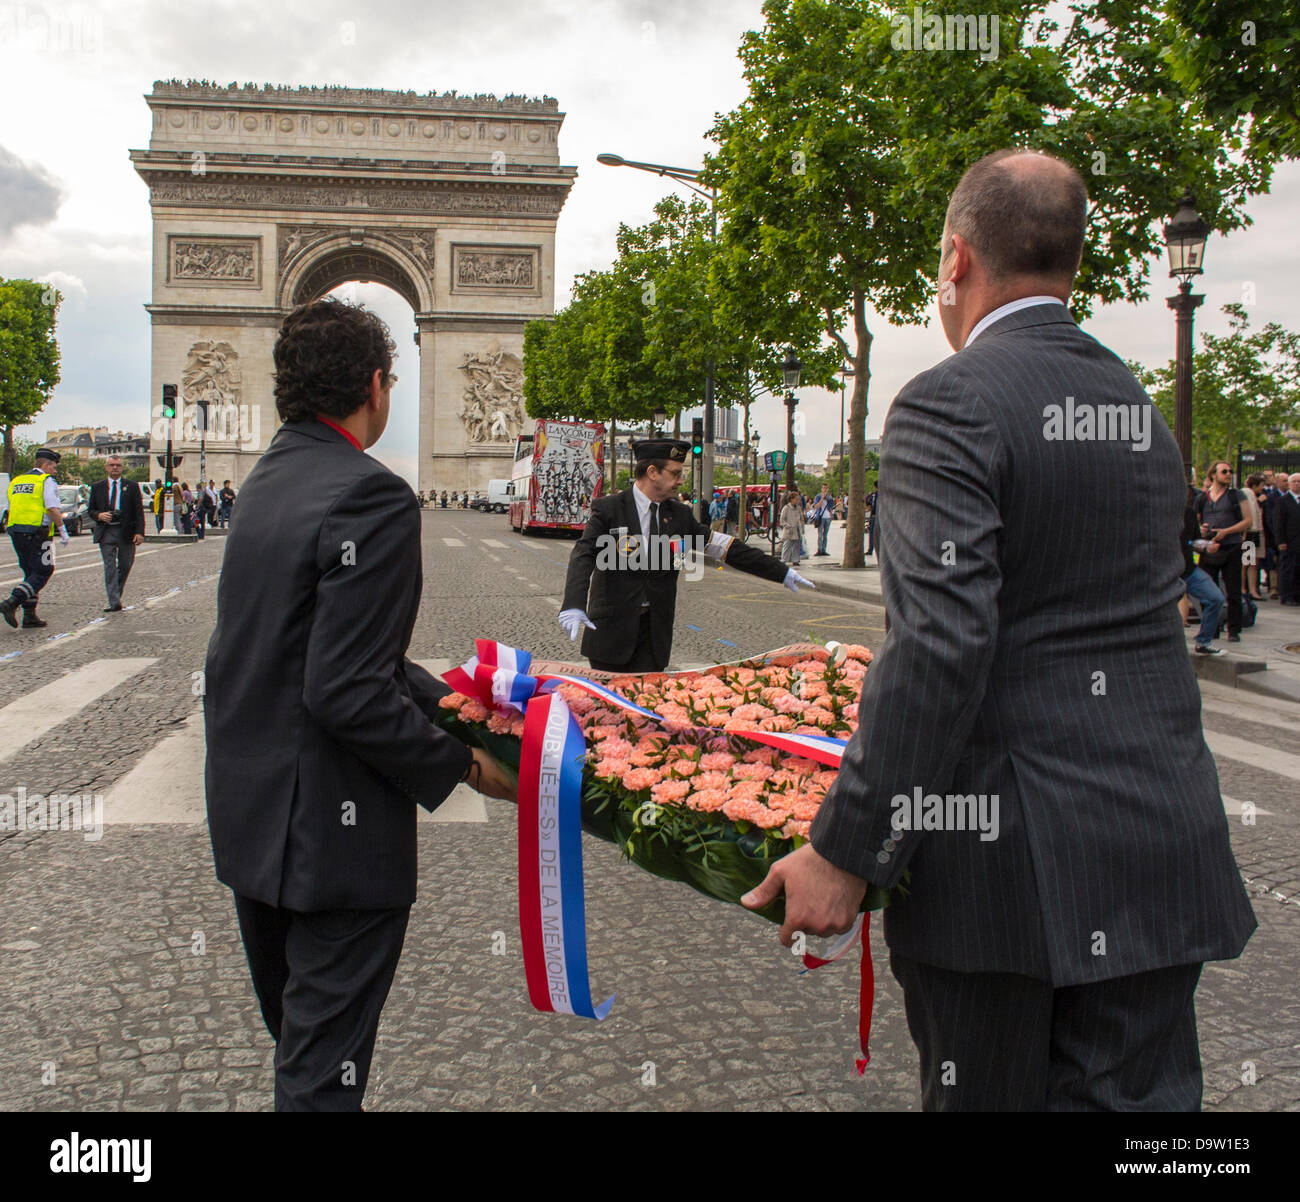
[366, 368, 383, 410]
[948, 233, 973, 285]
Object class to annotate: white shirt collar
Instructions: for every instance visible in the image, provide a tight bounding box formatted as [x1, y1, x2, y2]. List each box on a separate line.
[964, 296, 1067, 348]
[632, 481, 656, 537]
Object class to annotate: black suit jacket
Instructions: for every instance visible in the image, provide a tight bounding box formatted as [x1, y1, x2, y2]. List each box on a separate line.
[1274, 491, 1300, 546]
[562, 487, 788, 668]
[810, 303, 1256, 986]
[89, 478, 144, 543]
[204, 418, 472, 911]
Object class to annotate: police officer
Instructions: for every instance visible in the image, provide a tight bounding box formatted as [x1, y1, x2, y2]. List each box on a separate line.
[1, 448, 69, 629]
[559, 439, 814, 673]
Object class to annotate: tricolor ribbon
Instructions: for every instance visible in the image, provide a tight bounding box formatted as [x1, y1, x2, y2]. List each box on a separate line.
[445, 639, 873, 1065]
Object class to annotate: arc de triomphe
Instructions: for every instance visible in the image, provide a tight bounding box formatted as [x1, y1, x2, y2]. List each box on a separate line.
[130, 80, 575, 494]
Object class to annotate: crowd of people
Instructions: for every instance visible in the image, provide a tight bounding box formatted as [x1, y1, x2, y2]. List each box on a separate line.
[150, 478, 237, 536]
[1180, 464, 1300, 654]
[417, 489, 480, 509]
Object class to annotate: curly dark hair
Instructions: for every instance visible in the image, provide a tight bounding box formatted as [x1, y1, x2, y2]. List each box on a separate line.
[273, 296, 397, 422]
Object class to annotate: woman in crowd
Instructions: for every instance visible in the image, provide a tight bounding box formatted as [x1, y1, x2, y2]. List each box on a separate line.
[779, 490, 803, 565]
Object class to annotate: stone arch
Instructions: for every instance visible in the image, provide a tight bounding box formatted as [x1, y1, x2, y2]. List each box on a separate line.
[279, 233, 434, 314]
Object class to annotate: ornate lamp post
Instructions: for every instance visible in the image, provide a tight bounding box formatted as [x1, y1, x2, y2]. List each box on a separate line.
[598, 151, 719, 502]
[652, 405, 667, 436]
[782, 349, 802, 493]
[1163, 194, 1209, 484]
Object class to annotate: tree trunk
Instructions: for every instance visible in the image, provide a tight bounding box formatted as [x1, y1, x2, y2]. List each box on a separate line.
[1, 425, 12, 475]
[842, 291, 872, 571]
[740, 397, 751, 537]
[609, 418, 617, 493]
[673, 411, 681, 440]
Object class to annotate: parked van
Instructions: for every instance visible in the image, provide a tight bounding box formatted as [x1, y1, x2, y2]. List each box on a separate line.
[480, 478, 512, 514]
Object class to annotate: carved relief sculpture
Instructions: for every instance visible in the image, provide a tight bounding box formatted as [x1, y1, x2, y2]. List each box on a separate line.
[170, 237, 259, 284]
[458, 346, 524, 444]
[182, 339, 242, 413]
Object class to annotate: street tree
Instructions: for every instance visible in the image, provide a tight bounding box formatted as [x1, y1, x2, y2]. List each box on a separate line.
[0, 279, 62, 474]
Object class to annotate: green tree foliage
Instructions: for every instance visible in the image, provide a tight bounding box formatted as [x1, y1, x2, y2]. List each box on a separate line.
[1133, 304, 1300, 478]
[0, 279, 62, 474]
[1162, 0, 1300, 160]
[706, 0, 1281, 567]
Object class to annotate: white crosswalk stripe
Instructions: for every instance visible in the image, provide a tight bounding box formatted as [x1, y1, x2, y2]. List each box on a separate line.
[0, 657, 157, 763]
[442, 537, 465, 548]
[482, 539, 507, 549]
[1203, 730, 1300, 781]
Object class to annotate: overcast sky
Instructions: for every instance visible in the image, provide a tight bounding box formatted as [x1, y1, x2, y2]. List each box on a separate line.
[1, 0, 1296, 487]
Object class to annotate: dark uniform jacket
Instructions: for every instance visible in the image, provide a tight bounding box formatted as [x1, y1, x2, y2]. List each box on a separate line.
[811, 303, 1256, 986]
[204, 418, 472, 912]
[562, 486, 788, 669]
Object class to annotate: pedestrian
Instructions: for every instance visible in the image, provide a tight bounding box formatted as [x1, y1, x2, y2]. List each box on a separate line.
[205, 480, 220, 528]
[865, 486, 878, 556]
[1242, 474, 1265, 601]
[1194, 461, 1250, 642]
[219, 480, 236, 527]
[152, 478, 165, 534]
[440, 489, 448, 508]
[171, 482, 186, 533]
[745, 147, 1255, 1112]
[725, 490, 739, 536]
[1275, 472, 1300, 605]
[204, 295, 514, 1112]
[779, 490, 803, 565]
[0, 448, 70, 628]
[89, 455, 145, 612]
[559, 439, 811, 673]
[813, 483, 833, 555]
[192, 482, 208, 541]
[709, 491, 726, 533]
[1181, 485, 1226, 655]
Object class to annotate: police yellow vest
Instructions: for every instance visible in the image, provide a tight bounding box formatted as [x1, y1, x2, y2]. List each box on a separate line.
[7, 470, 54, 531]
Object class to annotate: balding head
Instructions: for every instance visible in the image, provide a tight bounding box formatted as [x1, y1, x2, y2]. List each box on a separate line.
[946, 149, 1088, 283]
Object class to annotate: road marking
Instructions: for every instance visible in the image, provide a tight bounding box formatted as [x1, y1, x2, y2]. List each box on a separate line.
[685, 624, 702, 632]
[442, 538, 465, 548]
[1201, 697, 1300, 733]
[1222, 796, 1273, 818]
[1204, 729, 1300, 781]
[33, 618, 110, 654]
[1, 548, 160, 586]
[717, 639, 737, 647]
[145, 587, 183, 607]
[103, 707, 207, 822]
[0, 657, 157, 763]
[482, 539, 507, 549]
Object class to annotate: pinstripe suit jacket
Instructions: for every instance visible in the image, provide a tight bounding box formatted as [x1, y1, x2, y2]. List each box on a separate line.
[810, 303, 1257, 985]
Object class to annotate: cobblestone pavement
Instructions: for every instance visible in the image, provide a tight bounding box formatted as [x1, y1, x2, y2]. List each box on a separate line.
[0, 511, 1295, 1110]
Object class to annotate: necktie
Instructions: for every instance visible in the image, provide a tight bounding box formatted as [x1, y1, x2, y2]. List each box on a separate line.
[649, 502, 660, 539]
[111, 481, 118, 510]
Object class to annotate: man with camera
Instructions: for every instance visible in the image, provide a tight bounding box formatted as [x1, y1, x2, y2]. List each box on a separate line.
[90, 455, 145, 612]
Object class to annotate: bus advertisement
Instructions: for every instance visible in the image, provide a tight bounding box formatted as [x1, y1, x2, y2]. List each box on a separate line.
[507, 418, 606, 535]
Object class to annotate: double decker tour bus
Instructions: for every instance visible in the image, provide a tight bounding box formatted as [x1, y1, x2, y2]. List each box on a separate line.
[507, 418, 606, 535]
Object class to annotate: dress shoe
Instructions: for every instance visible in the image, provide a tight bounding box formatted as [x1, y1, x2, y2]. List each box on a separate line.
[1227, 632, 1241, 642]
[0, 597, 16, 628]
[103, 604, 123, 612]
[22, 613, 47, 628]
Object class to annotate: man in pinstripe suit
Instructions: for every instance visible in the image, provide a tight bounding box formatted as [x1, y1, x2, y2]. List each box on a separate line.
[744, 149, 1256, 1110]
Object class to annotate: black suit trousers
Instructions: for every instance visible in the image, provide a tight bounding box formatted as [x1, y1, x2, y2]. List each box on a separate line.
[233, 893, 410, 1112]
[890, 952, 1204, 1111]
[588, 609, 663, 673]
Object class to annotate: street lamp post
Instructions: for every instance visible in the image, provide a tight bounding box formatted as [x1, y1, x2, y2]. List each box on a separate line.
[652, 405, 667, 436]
[1163, 194, 1210, 484]
[598, 151, 719, 511]
[782, 350, 802, 493]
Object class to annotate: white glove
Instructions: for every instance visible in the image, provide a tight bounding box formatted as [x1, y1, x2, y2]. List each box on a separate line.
[784, 569, 814, 593]
[559, 608, 597, 641]
[59, 527, 70, 545]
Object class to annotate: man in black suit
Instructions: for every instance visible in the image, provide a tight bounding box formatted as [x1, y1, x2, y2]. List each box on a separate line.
[559, 439, 812, 672]
[1275, 472, 1300, 604]
[89, 456, 145, 612]
[205, 297, 514, 1111]
[745, 149, 1256, 1110]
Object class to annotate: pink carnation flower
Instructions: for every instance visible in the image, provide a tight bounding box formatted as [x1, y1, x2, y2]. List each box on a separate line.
[700, 751, 736, 772]
[650, 779, 691, 804]
[622, 767, 661, 792]
[438, 693, 465, 710]
[732, 762, 774, 782]
[461, 699, 490, 723]
[693, 771, 729, 792]
[686, 788, 729, 814]
[732, 703, 775, 723]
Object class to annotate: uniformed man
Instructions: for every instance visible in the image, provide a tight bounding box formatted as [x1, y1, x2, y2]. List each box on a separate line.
[1, 448, 70, 629]
[559, 438, 814, 672]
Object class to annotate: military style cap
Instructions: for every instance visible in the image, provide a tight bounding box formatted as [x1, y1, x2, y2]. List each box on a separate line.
[633, 438, 689, 463]
[34, 448, 61, 463]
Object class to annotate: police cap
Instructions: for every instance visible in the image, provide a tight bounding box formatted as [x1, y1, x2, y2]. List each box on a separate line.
[34, 448, 61, 464]
[633, 439, 689, 463]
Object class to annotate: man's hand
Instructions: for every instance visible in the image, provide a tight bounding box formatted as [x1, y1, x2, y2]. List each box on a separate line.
[783, 569, 815, 593]
[742, 842, 868, 947]
[465, 747, 517, 802]
[58, 527, 70, 545]
[558, 608, 596, 641]
[132, 534, 144, 546]
[97, 511, 112, 523]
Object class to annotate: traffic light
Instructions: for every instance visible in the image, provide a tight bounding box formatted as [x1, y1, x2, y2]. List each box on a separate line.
[691, 418, 704, 458]
[161, 384, 177, 420]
